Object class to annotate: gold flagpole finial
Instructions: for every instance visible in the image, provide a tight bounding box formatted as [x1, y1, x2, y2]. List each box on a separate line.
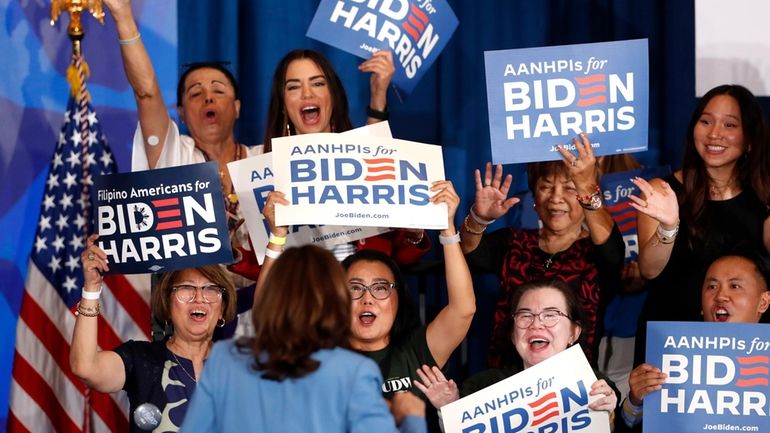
[50, 0, 105, 54]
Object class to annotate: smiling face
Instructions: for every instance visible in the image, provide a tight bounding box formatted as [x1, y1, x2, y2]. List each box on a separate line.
[347, 260, 398, 352]
[702, 256, 770, 323]
[693, 94, 746, 170]
[534, 174, 584, 234]
[512, 287, 581, 369]
[168, 268, 224, 343]
[178, 67, 240, 144]
[283, 58, 333, 135]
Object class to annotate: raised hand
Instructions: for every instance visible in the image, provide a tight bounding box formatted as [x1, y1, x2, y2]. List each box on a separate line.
[412, 364, 460, 409]
[360, 50, 395, 110]
[430, 180, 461, 232]
[472, 162, 519, 220]
[556, 132, 599, 191]
[81, 234, 109, 291]
[629, 177, 679, 228]
[263, 190, 290, 238]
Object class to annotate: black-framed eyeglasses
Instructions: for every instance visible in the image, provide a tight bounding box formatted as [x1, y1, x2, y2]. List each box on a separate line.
[171, 284, 224, 304]
[349, 282, 396, 300]
[512, 309, 572, 329]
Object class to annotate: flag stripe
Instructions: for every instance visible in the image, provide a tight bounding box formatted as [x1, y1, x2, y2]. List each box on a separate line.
[11, 354, 81, 433]
[104, 274, 152, 340]
[7, 384, 54, 433]
[17, 292, 86, 393]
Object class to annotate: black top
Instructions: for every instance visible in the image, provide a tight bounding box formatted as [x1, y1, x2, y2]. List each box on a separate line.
[114, 340, 197, 432]
[634, 174, 769, 364]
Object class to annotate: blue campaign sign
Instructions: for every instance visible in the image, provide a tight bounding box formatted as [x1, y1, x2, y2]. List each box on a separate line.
[599, 166, 670, 261]
[484, 39, 649, 164]
[645, 322, 770, 433]
[306, 0, 458, 96]
[92, 162, 234, 274]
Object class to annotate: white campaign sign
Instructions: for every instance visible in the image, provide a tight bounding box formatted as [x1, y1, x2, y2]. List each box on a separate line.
[228, 124, 392, 264]
[441, 346, 610, 433]
[272, 133, 447, 229]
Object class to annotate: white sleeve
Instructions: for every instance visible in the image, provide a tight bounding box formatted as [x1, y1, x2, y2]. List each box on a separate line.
[130, 120, 204, 171]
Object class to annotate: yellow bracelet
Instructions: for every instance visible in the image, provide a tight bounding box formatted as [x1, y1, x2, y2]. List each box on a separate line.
[268, 233, 287, 246]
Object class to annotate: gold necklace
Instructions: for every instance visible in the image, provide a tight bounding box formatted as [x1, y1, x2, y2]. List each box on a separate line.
[170, 350, 197, 383]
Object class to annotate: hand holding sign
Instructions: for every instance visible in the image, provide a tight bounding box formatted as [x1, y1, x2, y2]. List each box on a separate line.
[627, 363, 666, 406]
[82, 234, 108, 290]
[359, 50, 395, 110]
[588, 379, 618, 413]
[263, 191, 290, 238]
[430, 180, 460, 233]
[473, 162, 519, 221]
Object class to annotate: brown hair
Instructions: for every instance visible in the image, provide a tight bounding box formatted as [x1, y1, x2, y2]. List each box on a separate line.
[242, 245, 351, 380]
[263, 49, 353, 152]
[151, 264, 237, 325]
[526, 161, 573, 195]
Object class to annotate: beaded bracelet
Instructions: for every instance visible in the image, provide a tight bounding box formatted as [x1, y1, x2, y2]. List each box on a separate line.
[462, 214, 486, 235]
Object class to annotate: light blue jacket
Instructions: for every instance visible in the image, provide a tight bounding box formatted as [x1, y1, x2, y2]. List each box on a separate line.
[181, 340, 425, 433]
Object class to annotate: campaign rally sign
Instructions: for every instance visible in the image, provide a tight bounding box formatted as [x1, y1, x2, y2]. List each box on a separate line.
[271, 133, 447, 229]
[228, 154, 388, 265]
[306, 0, 458, 96]
[599, 166, 670, 261]
[92, 162, 233, 274]
[645, 322, 770, 433]
[484, 39, 649, 164]
[441, 345, 610, 433]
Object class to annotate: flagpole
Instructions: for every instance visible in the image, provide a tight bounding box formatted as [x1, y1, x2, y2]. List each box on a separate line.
[50, 4, 105, 432]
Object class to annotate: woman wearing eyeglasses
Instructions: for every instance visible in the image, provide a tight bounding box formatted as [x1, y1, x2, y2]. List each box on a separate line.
[414, 279, 618, 428]
[334, 181, 474, 432]
[70, 235, 237, 433]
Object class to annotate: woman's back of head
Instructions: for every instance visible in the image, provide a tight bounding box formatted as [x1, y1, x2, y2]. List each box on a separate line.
[245, 244, 351, 380]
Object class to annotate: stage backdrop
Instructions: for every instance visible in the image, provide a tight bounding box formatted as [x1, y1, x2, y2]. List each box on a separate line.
[0, 0, 177, 429]
[5, 0, 734, 429]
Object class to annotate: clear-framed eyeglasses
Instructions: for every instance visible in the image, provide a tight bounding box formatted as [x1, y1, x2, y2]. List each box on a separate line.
[512, 309, 572, 329]
[171, 284, 224, 304]
[349, 282, 396, 300]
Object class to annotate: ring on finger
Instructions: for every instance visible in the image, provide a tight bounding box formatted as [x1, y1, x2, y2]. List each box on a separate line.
[87, 254, 95, 261]
[571, 159, 578, 167]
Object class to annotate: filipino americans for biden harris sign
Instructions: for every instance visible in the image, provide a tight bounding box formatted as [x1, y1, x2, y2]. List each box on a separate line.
[484, 39, 649, 164]
[645, 322, 770, 433]
[441, 345, 610, 433]
[92, 162, 233, 274]
[271, 133, 447, 229]
[306, 0, 458, 96]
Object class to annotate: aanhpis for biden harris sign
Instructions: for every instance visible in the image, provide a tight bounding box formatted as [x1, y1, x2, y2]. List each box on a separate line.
[307, 0, 458, 96]
[484, 39, 649, 164]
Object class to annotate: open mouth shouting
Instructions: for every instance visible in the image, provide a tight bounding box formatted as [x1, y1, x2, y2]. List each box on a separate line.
[712, 305, 730, 322]
[300, 104, 321, 125]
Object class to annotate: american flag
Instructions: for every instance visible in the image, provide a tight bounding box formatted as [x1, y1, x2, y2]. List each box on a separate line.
[7, 54, 151, 433]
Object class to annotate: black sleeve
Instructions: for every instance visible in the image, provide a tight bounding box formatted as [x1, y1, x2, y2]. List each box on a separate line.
[594, 223, 625, 299]
[464, 227, 513, 274]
